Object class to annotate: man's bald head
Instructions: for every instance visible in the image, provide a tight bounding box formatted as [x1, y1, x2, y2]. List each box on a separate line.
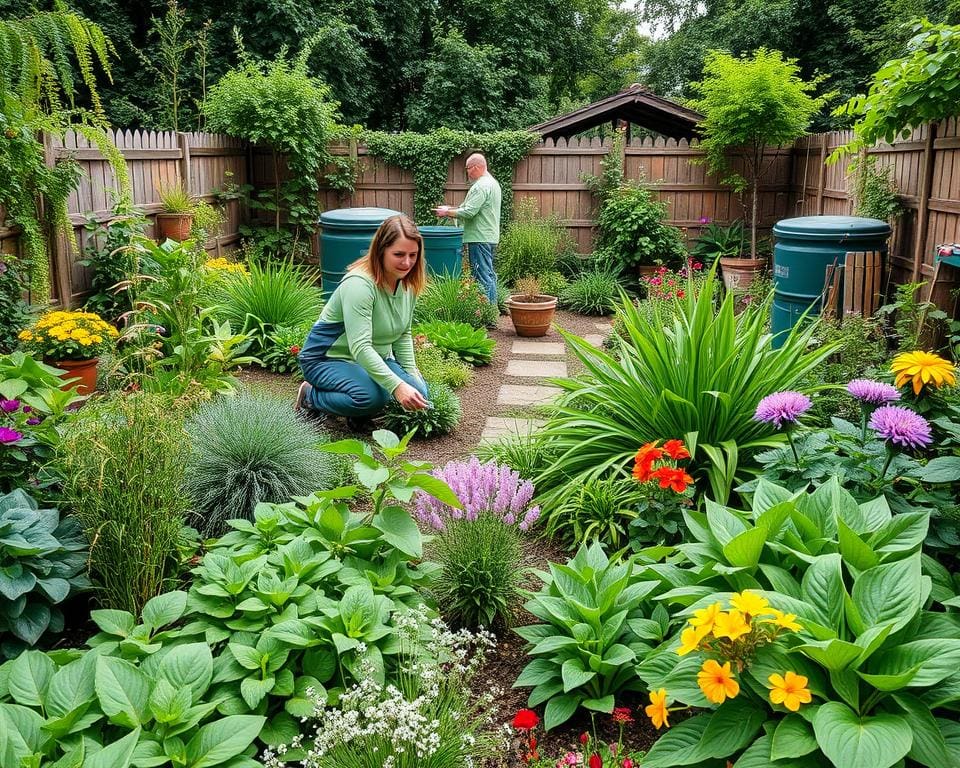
[465, 153, 487, 171]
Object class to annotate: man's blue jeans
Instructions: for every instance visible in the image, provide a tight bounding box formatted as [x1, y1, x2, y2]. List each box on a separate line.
[467, 242, 499, 305]
[299, 357, 427, 417]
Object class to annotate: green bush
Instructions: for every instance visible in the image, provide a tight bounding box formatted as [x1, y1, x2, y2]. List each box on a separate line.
[213, 259, 323, 353]
[382, 382, 461, 438]
[536, 269, 569, 298]
[415, 342, 473, 389]
[537, 268, 835, 508]
[560, 268, 622, 315]
[546, 476, 643, 550]
[496, 197, 575, 286]
[430, 514, 522, 630]
[595, 184, 686, 274]
[260, 321, 311, 377]
[414, 320, 495, 366]
[414, 274, 497, 329]
[184, 390, 344, 536]
[56, 392, 189, 614]
[0, 488, 89, 657]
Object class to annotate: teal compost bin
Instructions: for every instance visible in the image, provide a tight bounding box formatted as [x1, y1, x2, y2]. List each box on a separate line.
[419, 225, 464, 277]
[771, 215, 891, 344]
[319, 207, 401, 299]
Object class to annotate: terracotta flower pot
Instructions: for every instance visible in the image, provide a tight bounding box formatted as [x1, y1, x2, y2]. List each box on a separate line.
[51, 358, 99, 395]
[505, 295, 558, 337]
[155, 212, 194, 242]
[719, 256, 767, 292]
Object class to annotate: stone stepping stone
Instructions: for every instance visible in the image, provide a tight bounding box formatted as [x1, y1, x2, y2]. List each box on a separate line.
[480, 416, 546, 442]
[594, 322, 614, 332]
[583, 334, 605, 348]
[497, 384, 561, 406]
[511, 341, 565, 356]
[506, 359, 568, 378]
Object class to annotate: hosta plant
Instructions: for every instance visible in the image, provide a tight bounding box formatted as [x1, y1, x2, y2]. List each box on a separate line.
[382, 382, 462, 438]
[513, 540, 669, 730]
[414, 320, 495, 366]
[0, 488, 89, 657]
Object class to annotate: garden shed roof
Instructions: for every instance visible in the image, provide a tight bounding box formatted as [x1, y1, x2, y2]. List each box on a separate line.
[528, 84, 702, 141]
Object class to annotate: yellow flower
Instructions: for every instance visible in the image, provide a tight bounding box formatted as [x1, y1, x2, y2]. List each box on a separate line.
[712, 610, 751, 641]
[645, 688, 671, 729]
[91, 334, 103, 344]
[891, 351, 956, 395]
[768, 671, 812, 711]
[689, 601, 723, 633]
[677, 624, 711, 656]
[730, 590, 771, 618]
[765, 609, 802, 632]
[698, 659, 739, 704]
[18, 330, 33, 341]
[71, 328, 89, 340]
[79, 337, 93, 346]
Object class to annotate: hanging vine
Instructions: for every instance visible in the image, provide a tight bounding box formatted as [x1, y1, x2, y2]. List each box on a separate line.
[364, 128, 539, 225]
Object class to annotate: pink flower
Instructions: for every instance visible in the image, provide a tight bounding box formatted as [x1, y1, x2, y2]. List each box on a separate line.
[0, 427, 23, 444]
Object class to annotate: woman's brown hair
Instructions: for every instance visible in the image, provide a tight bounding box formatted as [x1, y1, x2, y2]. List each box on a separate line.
[348, 214, 426, 295]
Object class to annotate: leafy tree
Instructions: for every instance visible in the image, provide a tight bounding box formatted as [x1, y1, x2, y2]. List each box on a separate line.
[689, 49, 829, 258]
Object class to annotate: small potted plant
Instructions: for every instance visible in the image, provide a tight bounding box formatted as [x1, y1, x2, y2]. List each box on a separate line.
[155, 181, 197, 241]
[505, 276, 557, 337]
[17, 310, 119, 394]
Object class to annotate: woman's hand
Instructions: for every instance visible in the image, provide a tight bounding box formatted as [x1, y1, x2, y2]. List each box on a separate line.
[393, 381, 429, 410]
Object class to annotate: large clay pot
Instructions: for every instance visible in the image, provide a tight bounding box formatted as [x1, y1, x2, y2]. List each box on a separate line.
[52, 358, 98, 395]
[155, 213, 194, 242]
[505, 295, 558, 337]
[636, 264, 662, 279]
[719, 256, 767, 292]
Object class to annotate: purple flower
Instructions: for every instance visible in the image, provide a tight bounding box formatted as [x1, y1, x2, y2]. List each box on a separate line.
[847, 379, 901, 405]
[0, 399, 20, 413]
[26, 417, 41, 426]
[754, 391, 812, 429]
[869, 406, 932, 450]
[699, 216, 711, 224]
[0, 426, 23, 444]
[21, 405, 32, 413]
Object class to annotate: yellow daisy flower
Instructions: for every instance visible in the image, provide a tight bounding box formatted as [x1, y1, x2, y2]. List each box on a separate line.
[891, 351, 956, 395]
[768, 671, 812, 711]
[764, 609, 802, 632]
[730, 590, 772, 618]
[712, 609, 751, 641]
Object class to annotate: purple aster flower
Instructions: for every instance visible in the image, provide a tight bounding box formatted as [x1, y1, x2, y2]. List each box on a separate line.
[0, 426, 23, 444]
[847, 379, 901, 405]
[21, 405, 32, 413]
[0, 399, 20, 413]
[869, 406, 932, 450]
[26, 417, 41, 426]
[754, 391, 812, 429]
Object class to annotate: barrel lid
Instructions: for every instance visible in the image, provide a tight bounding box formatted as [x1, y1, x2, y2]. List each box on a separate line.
[773, 215, 891, 238]
[418, 225, 464, 237]
[319, 207, 402, 227]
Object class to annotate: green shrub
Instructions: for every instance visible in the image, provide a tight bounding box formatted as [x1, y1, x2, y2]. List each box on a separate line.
[213, 259, 323, 353]
[430, 514, 522, 630]
[690, 220, 746, 264]
[415, 342, 473, 389]
[496, 197, 574, 285]
[414, 320, 495, 366]
[0, 488, 89, 657]
[260, 321, 311, 376]
[595, 184, 686, 274]
[0, 255, 33, 353]
[414, 274, 497, 329]
[184, 390, 344, 536]
[382, 382, 461, 438]
[474, 432, 553, 482]
[56, 392, 189, 614]
[560, 267, 622, 315]
[546, 476, 643, 550]
[536, 269, 569, 298]
[538, 267, 835, 507]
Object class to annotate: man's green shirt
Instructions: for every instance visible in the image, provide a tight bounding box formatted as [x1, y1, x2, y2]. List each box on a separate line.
[456, 173, 501, 243]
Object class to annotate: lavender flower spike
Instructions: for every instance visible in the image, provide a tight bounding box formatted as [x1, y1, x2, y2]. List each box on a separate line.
[754, 391, 812, 429]
[847, 379, 901, 405]
[869, 405, 932, 450]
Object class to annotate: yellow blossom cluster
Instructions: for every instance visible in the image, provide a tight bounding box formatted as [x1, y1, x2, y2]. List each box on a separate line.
[18, 310, 118, 361]
[890, 350, 956, 395]
[204, 257, 249, 276]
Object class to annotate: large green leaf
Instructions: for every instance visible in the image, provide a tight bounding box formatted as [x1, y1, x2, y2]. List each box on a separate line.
[95, 656, 150, 728]
[6, 651, 55, 707]
[543, 692, 580, 731]
[700, 697, 767, 759]
[851, 556, 921, 633]
[184, 714, 265, 768]
[642, 714, 711, 767]
[772, 714, 818, 760]
[372, 505, 422, 559]
[155, 643, 214, 703]
[813, 702, 912, 768]
[141, 591, 188, 630]
[892, 692, 954, 768]
[84, 727, 140, 768]
[801, 554, 845, 630]
[723, 525, 767, 570]
[869, 639, 960, 687]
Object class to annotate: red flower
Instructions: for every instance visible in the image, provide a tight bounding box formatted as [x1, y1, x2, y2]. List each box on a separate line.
[677, 289, 685, 299]
[623, 760, 634, 768]
[662, 439, 690, 460]
[590, 755, 602, 768]
[513, 709, 539, 731]
[289, 345, 301, 355]
[580, 732, 590, 746]
[632, 441, 664, 483]
[650, 466, 694, 493]
[612, 707, 634, 724]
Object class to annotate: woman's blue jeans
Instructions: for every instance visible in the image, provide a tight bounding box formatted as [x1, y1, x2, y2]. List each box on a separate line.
[299, 357, 427, 417]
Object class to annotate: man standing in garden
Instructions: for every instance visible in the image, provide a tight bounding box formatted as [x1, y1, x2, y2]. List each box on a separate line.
[435, 153, 502, 306]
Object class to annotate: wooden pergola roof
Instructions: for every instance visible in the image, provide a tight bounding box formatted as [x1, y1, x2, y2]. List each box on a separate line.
[528, 84, 702, 141]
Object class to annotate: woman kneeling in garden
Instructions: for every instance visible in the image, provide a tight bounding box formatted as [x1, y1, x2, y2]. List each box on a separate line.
[295, 214, 430, 428]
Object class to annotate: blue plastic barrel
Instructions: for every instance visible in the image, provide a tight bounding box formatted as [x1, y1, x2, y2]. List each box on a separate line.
[318, 207, 401, 299]
[419, 225, 464, 277]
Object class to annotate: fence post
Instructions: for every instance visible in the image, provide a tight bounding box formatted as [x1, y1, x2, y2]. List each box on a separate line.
[177, 132, 192, 191]
[816, 134, 828, 214]
[912, 122, 938, 283]
[42, 132, 74, 308]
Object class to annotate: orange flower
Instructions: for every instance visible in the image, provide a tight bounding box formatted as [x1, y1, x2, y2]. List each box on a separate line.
[633, 441, 664, 482]
[645, 688, 670, 729]
[663, 439, 690, 460]
[768, 671, 812, 711]
[650, 466, 694, 493]
[698, 659, 739, 704]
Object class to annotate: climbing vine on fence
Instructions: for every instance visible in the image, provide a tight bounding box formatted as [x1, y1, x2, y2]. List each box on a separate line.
[363, 129, 539, 225]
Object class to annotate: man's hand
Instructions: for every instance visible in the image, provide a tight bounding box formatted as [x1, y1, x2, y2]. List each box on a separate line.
[393, 381, 429, 410]
[434, 205, 452, 217]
